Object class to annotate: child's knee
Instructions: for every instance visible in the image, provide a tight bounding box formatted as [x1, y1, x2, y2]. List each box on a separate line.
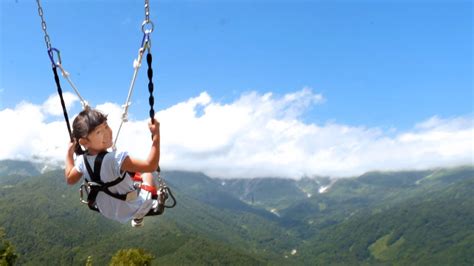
[141, 172, 154, 186]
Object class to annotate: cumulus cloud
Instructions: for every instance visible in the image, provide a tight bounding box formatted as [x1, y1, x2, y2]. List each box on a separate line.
[0, 88, 472, 178]
[41, 92, 79, 116]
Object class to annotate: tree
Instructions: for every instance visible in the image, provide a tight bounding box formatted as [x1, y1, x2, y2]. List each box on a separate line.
[85, 256, 93, 266]
[0, 228, 18, 266]
[109, 248, 155, 266]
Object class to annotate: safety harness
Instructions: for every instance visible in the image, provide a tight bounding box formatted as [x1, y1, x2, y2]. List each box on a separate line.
[79, 152, 176, 216]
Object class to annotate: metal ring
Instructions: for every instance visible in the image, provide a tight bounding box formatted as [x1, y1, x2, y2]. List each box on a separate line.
[141, 20, 154, 34]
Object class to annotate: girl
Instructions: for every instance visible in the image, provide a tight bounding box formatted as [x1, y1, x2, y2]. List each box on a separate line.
[64, 107, 160, 227]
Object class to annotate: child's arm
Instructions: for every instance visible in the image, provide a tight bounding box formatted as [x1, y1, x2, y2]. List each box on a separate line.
[121, 119, 160, 173]
[65, 141, 83, 185]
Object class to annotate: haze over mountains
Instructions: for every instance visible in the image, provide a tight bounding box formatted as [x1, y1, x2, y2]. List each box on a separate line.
[0, 160, 473, 265]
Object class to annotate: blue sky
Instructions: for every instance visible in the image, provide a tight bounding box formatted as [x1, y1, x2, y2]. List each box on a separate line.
[0, 0, 472, 178]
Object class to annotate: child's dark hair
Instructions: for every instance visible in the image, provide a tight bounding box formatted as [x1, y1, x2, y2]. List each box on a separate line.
[72, 107, 108, 154]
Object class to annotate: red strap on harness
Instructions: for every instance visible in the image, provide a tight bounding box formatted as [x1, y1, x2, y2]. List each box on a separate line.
[131, 172, 157, 196]
[132, 172, 143, 182]
[141, 184, 157, 196]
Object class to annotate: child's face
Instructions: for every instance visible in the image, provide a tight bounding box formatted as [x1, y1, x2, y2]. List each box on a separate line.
[81, 122, 113, 153]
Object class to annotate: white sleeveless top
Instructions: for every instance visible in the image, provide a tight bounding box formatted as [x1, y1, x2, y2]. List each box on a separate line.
[75, 150, 153, 223]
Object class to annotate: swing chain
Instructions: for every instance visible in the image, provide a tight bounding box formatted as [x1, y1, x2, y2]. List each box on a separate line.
[144, 0, 150, 23]
[142, 0, 154, 34]
[36, 0, 52, 51]
[142, 0, 155, 124]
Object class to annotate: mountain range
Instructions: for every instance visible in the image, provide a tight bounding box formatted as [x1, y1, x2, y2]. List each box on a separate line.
[0, 159, 473, 265]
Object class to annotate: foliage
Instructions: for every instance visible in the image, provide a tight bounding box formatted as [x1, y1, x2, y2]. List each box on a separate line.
[109, 248, 154, 266]
[0, 228, 18, 266]
[85, 256, 93, 266]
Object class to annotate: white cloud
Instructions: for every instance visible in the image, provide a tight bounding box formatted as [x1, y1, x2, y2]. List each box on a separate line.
[0, 101, 67, 160]
[0, 88, 472, 178]
[41, 92, 78, 116]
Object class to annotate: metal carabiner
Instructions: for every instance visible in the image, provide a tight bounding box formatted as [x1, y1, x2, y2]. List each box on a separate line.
[47, 47, 62, 67]
[79, 183, 89, 204]
[140, 32, 152, 51]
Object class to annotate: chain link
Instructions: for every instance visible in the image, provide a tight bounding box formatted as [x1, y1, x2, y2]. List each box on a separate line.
[37, 0, 153, 50]
[142, 0, 154, 34]
[144, 0, 150, 24]
[36, 0, 52, 51]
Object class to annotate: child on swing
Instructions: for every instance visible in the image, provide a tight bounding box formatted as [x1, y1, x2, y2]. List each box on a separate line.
[64, 107, 160, 227]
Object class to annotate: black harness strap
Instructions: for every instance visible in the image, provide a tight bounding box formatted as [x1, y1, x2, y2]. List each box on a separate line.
[52, 66, 73, 141]
[93, 152, 104, 181]
[84, 151, 105, 183]
[83, 152, 128, 211]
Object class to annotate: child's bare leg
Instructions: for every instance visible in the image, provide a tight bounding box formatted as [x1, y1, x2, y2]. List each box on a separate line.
[131, 172, 156, 227]
[141, 172, 155, 187]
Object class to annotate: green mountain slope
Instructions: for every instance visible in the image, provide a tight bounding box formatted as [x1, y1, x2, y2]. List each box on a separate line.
[297, 177, 474, 265]
[0, 161, 472, 265]
[0, 168, 296, 265]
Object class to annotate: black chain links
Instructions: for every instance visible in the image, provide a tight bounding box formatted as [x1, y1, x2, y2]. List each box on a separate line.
[146, 52, 155, 123]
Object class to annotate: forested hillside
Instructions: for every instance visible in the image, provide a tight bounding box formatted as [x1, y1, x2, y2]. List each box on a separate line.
[0, 160, 473, 265]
